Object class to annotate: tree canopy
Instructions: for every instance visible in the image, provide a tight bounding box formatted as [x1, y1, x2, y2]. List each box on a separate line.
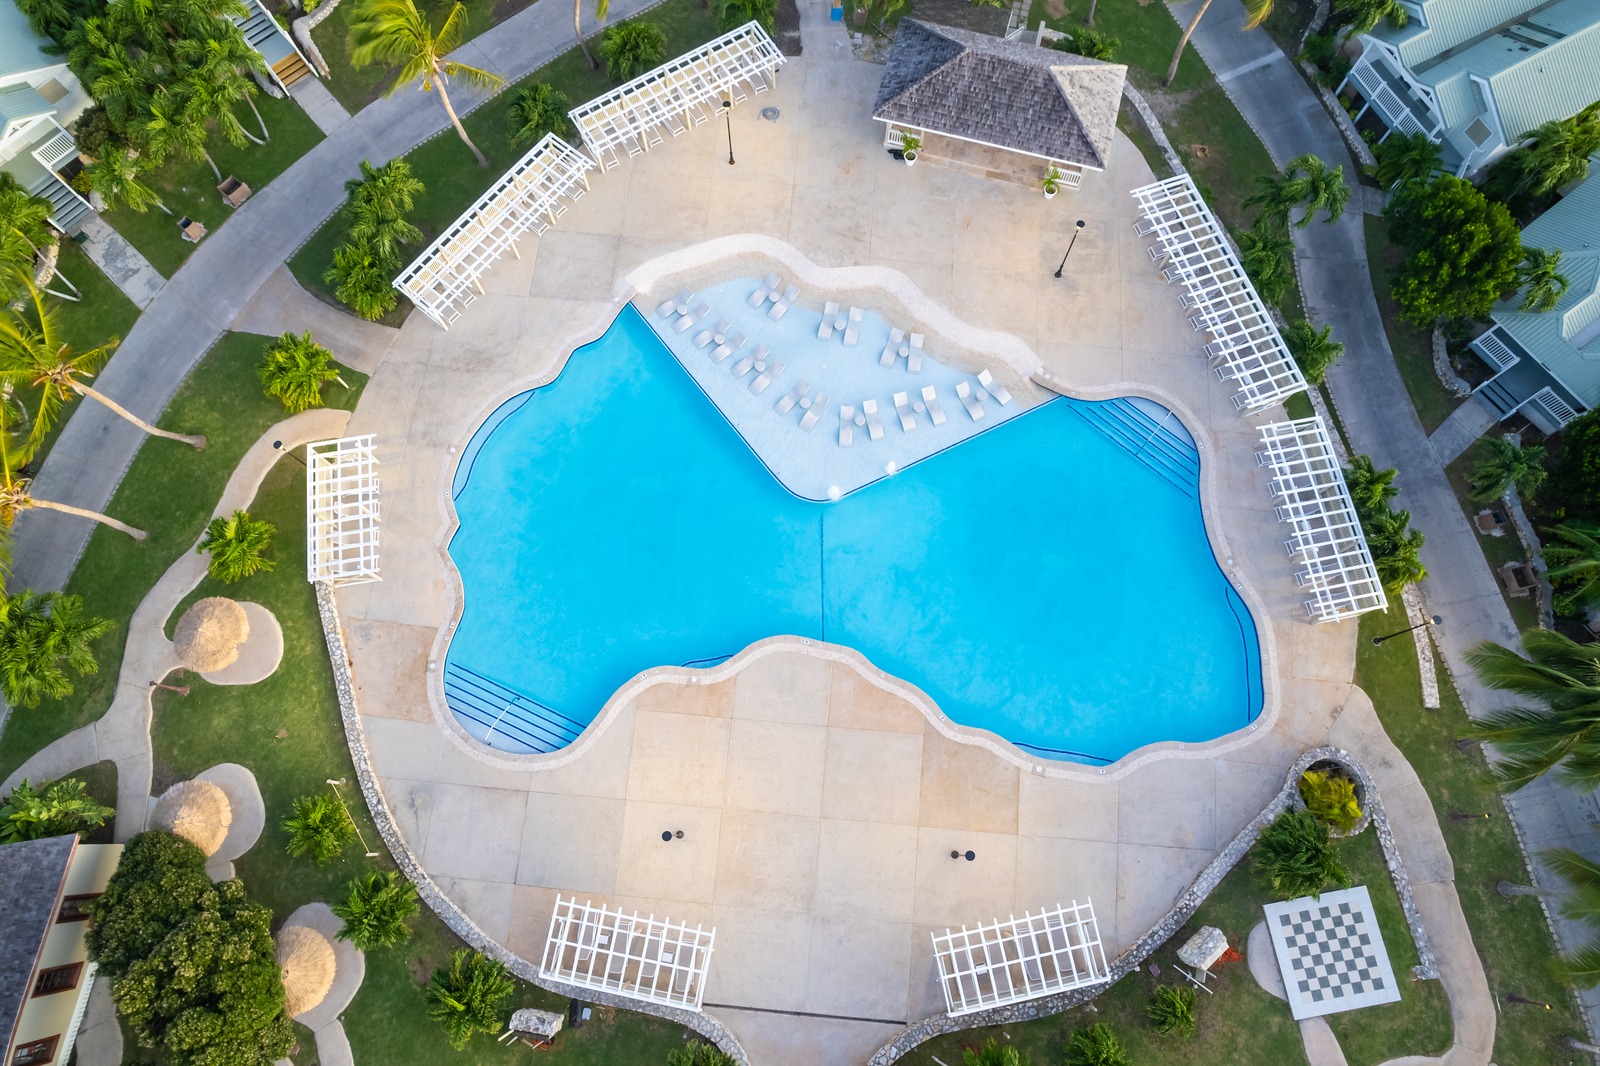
[0, 589, 113, 708]
[1383, 175, 1521, 326]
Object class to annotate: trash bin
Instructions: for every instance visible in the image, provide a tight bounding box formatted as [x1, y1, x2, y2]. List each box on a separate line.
[830, 2, 843, 20]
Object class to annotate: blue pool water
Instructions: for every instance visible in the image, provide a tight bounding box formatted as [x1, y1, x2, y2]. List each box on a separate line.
[444, 305, 1262, 764]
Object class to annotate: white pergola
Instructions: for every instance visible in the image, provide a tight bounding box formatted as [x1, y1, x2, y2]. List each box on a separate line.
[1257, 416, 1388, 622]
[931, 901, 1109, 1017]
[539, 896, 716, 1011]
[1131, 174, 1307, 412]
[567, 21, 785, 171]
[394, 133, 597, 330]
[305, 435, 381, 586]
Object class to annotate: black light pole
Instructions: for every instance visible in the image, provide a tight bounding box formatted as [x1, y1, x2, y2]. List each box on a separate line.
[1054, 219, 1086, 278]
[721, 100, 735, 166]
[1372, 614, 1442, 646]
[273, 440, 307, 467]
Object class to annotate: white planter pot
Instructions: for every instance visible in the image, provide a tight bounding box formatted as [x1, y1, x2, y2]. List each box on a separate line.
[1043, 187, 1057, 199]
[903, 151, 917, 166]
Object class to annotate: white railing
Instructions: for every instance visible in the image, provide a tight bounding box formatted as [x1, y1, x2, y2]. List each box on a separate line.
[1472, 329, 1519, 373]
[31, 121, 77, 171]
[1530, 386, 1580, 427]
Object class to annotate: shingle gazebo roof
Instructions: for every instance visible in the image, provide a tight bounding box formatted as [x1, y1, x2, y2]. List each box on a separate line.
[872, 20, 1127, 170]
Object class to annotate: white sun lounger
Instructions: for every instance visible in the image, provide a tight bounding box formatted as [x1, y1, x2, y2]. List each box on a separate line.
[711, 329, 745, 362]
[838, 404, 855, 446]
[768, 283, 799, 321]
[880, 327, 904, 368]
[673, 300, 709, 333]
[775, 380, 809, 415]
[750, 357, 785, 394]
[921, 384, 947, 426]
[694, 317, 728, 349]
[956, 380, 986, 421]
[908, 333, 924, 373]
[746, 273, 780, 307]
[819, 301, 839, 341]
[978, 369, 1013, 406]
[731, 352, 756, 376]
[843, 307, 863, 347]
[893, 391, 917, 432]
[799, 393, 827, 431]
[862, 398, 885, 441]
[657, 289, 691, 319]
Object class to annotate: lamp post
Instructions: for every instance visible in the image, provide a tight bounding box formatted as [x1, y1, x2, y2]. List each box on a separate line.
[273, 440, 307, 467]
[1054, 220, 1086, 278]
[721, 99, 735, 166]
[1371, 614, 1442, 646]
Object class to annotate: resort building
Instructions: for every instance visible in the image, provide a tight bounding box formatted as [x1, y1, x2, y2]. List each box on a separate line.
[871, 19, 1127, 190]
[0, 836, 123, 1066]
[1337, 0, 1600, 176]
[1469, 172, 1599, 432]
[0, 0, 93, 234]
[232, 0, 318, 92]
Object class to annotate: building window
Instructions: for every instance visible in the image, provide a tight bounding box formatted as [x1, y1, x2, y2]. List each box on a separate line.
[35, 78, 68, 105]
[11, 1035, 60, 1066]
[56, 894, 98, 923]
[31, 964, 82, 998]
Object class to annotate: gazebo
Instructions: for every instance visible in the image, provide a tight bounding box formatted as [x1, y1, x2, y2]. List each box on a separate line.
[151, 779, 233, 856]
[276, 924, 338, 1018]
[173, 597, 250, 673]
[872, 20, 1127, 190]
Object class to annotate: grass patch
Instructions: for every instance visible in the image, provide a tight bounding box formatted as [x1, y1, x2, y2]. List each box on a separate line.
[1356, 601, 1586, 1065]
[0, 332, 366, 782]
[1116, 105, 1173, 181]
[1362, 214, 1462, 434]
[1284, 391, 1314, 420]
[1027, 0, 1212, 94]
[1444, 439, 1541, 632]
[103, 92, 325, 278]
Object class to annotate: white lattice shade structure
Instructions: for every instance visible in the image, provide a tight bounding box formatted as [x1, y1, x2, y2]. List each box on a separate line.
[395, 134, 596, 329]
[1131, 174, 1307, 411]
[1257, 416, 1387, 622]
[306, 435, 380, 586]
[567, 22, 785, 171]
[932, 901, 1108, 1017]
[539, 896, 715, 1010]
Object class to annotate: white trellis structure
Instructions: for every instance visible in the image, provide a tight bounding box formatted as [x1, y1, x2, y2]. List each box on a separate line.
[567, 21, 785, 171]
[394, 133, 597, 329]
[1131, 173, 1307, 412]
[305, 435, 381, 586]
[1257, 416, 1387, 622]
[539, 896, 716, 1011]
[931, 900, 1109, 1017]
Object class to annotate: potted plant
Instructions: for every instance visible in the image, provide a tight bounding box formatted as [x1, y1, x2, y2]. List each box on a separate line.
[1295, 760, 1368, 836]
[1041, 165, 1062, 199]
[899, 132, 921, 166]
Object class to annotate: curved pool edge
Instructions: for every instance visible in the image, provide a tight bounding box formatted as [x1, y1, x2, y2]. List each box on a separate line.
[419, 243, 1283, 780]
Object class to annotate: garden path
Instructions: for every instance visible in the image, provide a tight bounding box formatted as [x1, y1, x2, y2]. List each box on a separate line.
[76, 214, 166, 308]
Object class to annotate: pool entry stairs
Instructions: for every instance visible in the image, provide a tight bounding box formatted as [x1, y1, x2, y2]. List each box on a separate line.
[1066, 398, 1200, 497]
[444, 663, 586, 753]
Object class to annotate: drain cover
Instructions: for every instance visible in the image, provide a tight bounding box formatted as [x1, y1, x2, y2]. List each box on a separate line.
[760, 106, 781, 121]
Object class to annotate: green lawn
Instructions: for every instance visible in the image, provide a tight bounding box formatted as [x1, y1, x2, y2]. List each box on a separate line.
[1445, 439, 1542, 632]
[102, 92, 326, 278]
[0, 332, 366, 782]
[1356, 602, 1587, 1065]
[1363, 214, 1462, 434]
[1026, 0, 1213, 95]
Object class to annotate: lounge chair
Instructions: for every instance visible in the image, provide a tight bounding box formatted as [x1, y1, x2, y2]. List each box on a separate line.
[749, 357, 785, 395]
[673, 300, 709, 333]
[746, 273, 780, 307]
[768, 283, 799, 321]
[977, 369, 1013, 406]
[658, 289, 691, 318]
[956, 381, 986, 421]
[692, 322, 718, 348]
[819, 301, 839, 341]
[711, 329, 745, 362]
[843, 307, 862, 347]
[880, 327, 904, 368]
[921, 385, 947, 426]
[731, 352, 756, 376]
[892, 391, 917, 432]
[862, 398, 885, 441]
[838, 404, 855, 446]
[799, 393, 827, 431]
[908, 333, 924, 373]
[775, 380, 809, 415]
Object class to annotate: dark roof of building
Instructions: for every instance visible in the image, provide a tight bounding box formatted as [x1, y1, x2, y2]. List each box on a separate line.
[872, 20, 1128, 170]
[0, 836, 75, 1046]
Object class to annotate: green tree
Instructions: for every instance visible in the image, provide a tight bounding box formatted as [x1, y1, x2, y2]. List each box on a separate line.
[325, 238, 399, 321]
[508, 82, 573, 147]
[427, 949, 515, 1050]
[1248, 154, 1349, 229]
[332, 870, 420, 950]
[1147, 984, 1197, 1038]
[1384, 175, 1522, 325]
[0, 777, 115, 842]
[1053, 28, 1119, 61]
[344, 158, 425, 262]
[138, 88, 222, 182]
[86, 831, 216, 974]
[1366, 507, 1427, 591]
[714, 0, 775, 33]
[260, 331, 344, 413]
[1553, 409, 1600, 522]
[961, 1036, 1026, 1065]
[1283, 319, 1343, 385]
[1253, 809, 1351, 900]
[0, 177, 59, 305]
[1371, 130, 1439, 188]
[1344, 455, 1398, 517]
[85, 146, 171, 215]
[1066, 1022, 1129, 1066]
[283, 792, 355, 864]
[1468, 437, 1547, 502]
[573, 0, 610, 70]
[667, 1040, 738, 1066]
[1465, 630, 1600, 791]
[196, 509, 275, 583]
[349, 0, 504, 167]
[1545, 523, 1600, 617]
[1333, 0, 1407, 35]
[1238, 225, 1293, 306]
[0, 590, 113, 708]
[1540, 847, 1600, 987]
[1503, 106, 1600, 198]
[1297, 769, 1362, 832]
[1166, 0, 1274, 87]
[176, 23, 273, 143]
[601, 21, 667, 82]
[1516, 246, 1570, 313]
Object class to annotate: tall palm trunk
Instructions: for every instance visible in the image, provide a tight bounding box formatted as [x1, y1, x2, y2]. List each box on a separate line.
[201, 150, 221, 182]
[1166, 0, 1215, 86]
[574, 0, 597, 69]
[247, 94, 270, 141]
[73, 383, 205, 448]
[433, 75, 489, 168]
[155, 199, 174, 216]
[1085, 0, 1099, 24]
[1497, 880, 1559, 898]
[29, 496, 147, 539]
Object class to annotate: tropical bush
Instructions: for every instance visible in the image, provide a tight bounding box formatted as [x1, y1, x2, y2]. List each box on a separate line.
[667, 1040, 738, 1066]
[1238, 224, 1293, 307]
[1467, 437, 1546, 502]
[1344, 455, 1426, 592]
[960, 1036, 1026, 1065]
[1298, 769, 1363, 832]
[325, 237, 399, 321]
[1371, 130, 1441, 189]
[507, 82, 572, 147]
[282, 792, 354, 865]
[0, 777, 115, 842]
[333, 870, 420, 950]
[601, 21, 667, 82]
[260, 331, 343, 413]
[1147, 983, 1197, 1038]
[196, 509, 276, 583]
[343, 158, 425, 262]
[1384, 175, 1521, 326]
[1065, 1022, 1129, 1066]
[0, 590, 113, 708]
[1053, 29, 1119, 61]
[427, 948, 515, 1050]
[1253, 809, 1352, 900]
[714, 0, 776, 33]
[1282, 319, 1343, 385]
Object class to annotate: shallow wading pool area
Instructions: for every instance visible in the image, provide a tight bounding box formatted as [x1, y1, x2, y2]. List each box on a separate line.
[443, 300, 1262, 765]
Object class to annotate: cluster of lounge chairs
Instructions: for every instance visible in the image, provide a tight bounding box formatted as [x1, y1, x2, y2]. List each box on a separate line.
[818, 302, 865, 346]
[748, 274, 800, 320]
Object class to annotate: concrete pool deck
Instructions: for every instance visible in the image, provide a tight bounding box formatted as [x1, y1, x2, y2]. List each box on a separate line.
[322, 8, 1491, 1063]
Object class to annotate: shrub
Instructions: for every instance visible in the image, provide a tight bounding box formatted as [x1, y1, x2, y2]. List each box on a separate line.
[1299, 769, 1363, 832]
[333, 870, 420, 950]
[1053, 28, 1119, 61]
[508, 82, 572, 147]
[1282, 319, 1344, 385]
[260, 331, 342, 413]
[1384, 175, 1521, 326]
[427, 949, 515, 1050]
[601, 21, 668, 82]
[0, 590, 113, 709]
[1147, 983, 1197, 1038]
[1238, 225, 1293, 307]
[713, 0, 776, 33]
[961, 1036, 1027, 1065]
[325, 237, 398, 321]
[667, 1040, 738, 1066]
[1066, 1023, 1128, 1066]
[0, 777, 115, 842]
[196, 509, 276, 583]
[282, 792, 354, 865]
[1253, 809, 1352, 900]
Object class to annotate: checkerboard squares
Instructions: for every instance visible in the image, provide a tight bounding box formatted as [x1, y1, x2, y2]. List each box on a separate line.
[1262, 885, 1401, 1020]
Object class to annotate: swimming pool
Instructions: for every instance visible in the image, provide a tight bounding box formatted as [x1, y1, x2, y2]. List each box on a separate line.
[444, 303, 1262, 765]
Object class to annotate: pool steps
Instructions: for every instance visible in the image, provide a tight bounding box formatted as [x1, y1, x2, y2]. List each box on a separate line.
[1064, 398, 1199, 497]
[443, 662, 585, 754]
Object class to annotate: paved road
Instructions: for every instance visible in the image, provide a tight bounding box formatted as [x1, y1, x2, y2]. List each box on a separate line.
[9, 0, 654, 592]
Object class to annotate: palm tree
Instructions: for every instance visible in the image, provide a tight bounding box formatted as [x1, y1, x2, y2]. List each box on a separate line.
[962, 1037, 1027, 1065]
[85, 147, 171, 215]
[427, 950, 514, 1050]
[1464, 629, 1600, 792]
[1286, 154, 1350, 227]
[325, 238, 398, 321]
[1542, 847, 1600, 987]
[1545, 523, 1600, 616]
[349, 0, 504, 168]
[0, 423, 146, 541]
[345, 160, 424, 262]
[1516, 247, 1570, 313]
[333, 871, 420, 950]
[507, 83, 572, 147]
[1084, 0, 1099, 25]
[260, 331, 345, 413]
[283, 792, 354, 864]
[1372, 130, 1440, 188]
[1166, 0, 1274, 87]
[139, 88, 222, 182]
[0, 279, 205, 451]
[1253, 809, 1351, 900]
[177, 25, 273, 143]
[1343, 455, 1398, 516]
[1511, 109, 1600, 198]
[86, 49, 157, 131]
[1238, 225, 1293, 305]
[1066, 1023, 1129, 1066]
[0, 591, 114, 708]
[1366, 508, 1426, 590]
[0, 177, 63, 305]
[1333, 0, 1407, 36]
[1283, 319, 1343, 385]
[601, 21, 667, 82]
[196, 509, 275, 582]
[573, 0, 611, 70]
[1468, 437, 1546, 502]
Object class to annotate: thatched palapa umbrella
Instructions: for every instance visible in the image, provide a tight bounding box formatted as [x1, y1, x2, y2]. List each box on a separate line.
[152, 779, 233, 856]
[173, 597, 250, 673]
[276, 925, 337, 1017]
